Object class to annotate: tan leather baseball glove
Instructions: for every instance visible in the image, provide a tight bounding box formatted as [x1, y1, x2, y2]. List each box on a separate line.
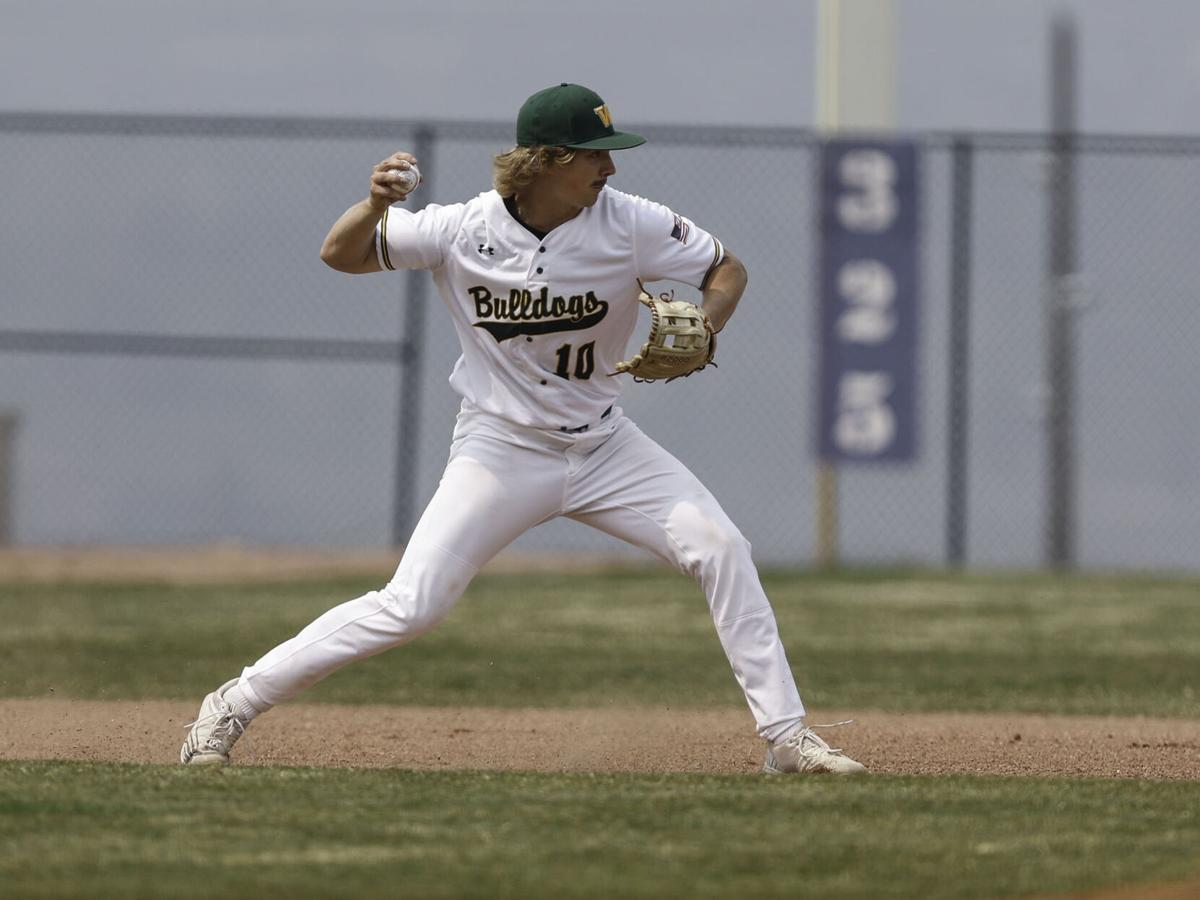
[612, 289, 717, 382]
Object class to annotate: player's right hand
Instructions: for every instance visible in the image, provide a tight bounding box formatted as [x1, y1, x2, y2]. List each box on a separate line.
[369, 152, 420, 208]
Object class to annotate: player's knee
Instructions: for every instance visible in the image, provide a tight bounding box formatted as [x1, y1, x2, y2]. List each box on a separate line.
[376, 548, 476, 637]
[666, 501, 753, 571]
[374, 580, 452, 636]
[705, 526, 753, 568]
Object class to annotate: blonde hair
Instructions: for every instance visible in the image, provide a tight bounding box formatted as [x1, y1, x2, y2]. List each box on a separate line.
[492, 145, 577, 198]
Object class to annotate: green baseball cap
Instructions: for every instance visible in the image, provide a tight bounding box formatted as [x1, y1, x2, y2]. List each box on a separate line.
[516, 83, 646, 150]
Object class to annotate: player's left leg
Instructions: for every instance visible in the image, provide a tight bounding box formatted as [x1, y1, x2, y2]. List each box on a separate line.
[567, 418, 866, 773]
[565, 417, 807, 743]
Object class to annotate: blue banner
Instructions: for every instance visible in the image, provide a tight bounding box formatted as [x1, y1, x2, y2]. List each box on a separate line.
[817, 140, 920, 462]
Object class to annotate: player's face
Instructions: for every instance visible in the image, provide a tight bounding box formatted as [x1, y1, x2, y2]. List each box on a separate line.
[553, 149, 616, 209]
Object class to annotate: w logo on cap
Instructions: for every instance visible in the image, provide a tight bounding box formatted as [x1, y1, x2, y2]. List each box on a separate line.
[516, 84, 645, 149]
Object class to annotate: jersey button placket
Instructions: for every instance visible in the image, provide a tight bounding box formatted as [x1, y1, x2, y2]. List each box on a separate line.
[522, 247, 544, 383]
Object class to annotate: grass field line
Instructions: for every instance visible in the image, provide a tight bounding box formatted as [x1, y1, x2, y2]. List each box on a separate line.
[3, 697, 1197, 779]
[0, 544, 648, 584]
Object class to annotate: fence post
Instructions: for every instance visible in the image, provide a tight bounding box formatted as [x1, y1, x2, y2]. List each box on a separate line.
[945, 138, 974, 567]
[392, 125, 436, 547]
[0, 413, 16, 545]
[1045, 15, 1079, 569]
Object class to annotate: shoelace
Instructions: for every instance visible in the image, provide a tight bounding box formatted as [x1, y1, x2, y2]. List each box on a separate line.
[184, 706, 248, 753]
[789, 720, 856, 757]
[205, 712, 246, 751]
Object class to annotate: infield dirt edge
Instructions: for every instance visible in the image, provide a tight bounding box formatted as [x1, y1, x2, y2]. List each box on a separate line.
[2, 699, 1197, 779]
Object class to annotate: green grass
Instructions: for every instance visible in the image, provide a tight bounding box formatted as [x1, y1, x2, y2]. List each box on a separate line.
[1, 761, 1198, 900]
[3, 570, 1200, 898]
[3, 569, 1199, 716]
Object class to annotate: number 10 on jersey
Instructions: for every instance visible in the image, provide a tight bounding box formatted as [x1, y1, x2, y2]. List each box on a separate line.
[817, 140, 920, 462]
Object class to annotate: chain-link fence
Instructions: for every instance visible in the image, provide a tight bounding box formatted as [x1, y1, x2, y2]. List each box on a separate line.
[1, 113, 1197, 570]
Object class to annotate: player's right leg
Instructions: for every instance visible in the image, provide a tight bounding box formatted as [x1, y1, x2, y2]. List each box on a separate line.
[181, 416, 564, 764]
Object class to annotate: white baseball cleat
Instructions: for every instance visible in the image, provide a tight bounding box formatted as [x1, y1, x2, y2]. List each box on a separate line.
[764, 724, 868, 775]
[180, 679, 249, 766]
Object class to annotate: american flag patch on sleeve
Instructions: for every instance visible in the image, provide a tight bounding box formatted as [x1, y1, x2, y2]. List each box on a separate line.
[671, 214, 690, 245]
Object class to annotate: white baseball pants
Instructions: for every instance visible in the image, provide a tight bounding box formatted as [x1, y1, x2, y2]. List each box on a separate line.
[238, 404, 807, 740]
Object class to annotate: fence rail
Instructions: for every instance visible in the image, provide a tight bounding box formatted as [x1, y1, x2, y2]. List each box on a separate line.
[0, 330, 410, 363]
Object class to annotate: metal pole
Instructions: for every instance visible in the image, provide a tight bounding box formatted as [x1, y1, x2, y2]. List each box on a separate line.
[946, 138, 974, 567]
[1045, 15, 1078, 569]
[391, 126, 435, 546]
[814, 0, 841, 569]
[0, 413, 17, 545]
[813, 0, 897, 568]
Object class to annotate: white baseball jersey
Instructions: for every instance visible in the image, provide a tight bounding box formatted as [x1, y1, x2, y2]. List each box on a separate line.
[375, 187, 724, 429]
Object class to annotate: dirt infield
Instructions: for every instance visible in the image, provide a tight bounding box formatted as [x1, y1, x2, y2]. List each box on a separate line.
[3, 547, 1197, 780]
[2, 698, 1197, 779]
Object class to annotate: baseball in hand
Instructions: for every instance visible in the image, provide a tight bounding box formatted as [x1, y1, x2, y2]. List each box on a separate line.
[387, 165, 421, 194]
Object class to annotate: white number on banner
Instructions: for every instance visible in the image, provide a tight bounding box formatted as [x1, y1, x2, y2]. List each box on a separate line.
[836, 259, 897, 344]
[837, 149, 898, 233]
[833, 372, 896, 456]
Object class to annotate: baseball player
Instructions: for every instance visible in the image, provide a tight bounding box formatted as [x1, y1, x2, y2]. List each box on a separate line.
[181, 83, 866, 776]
